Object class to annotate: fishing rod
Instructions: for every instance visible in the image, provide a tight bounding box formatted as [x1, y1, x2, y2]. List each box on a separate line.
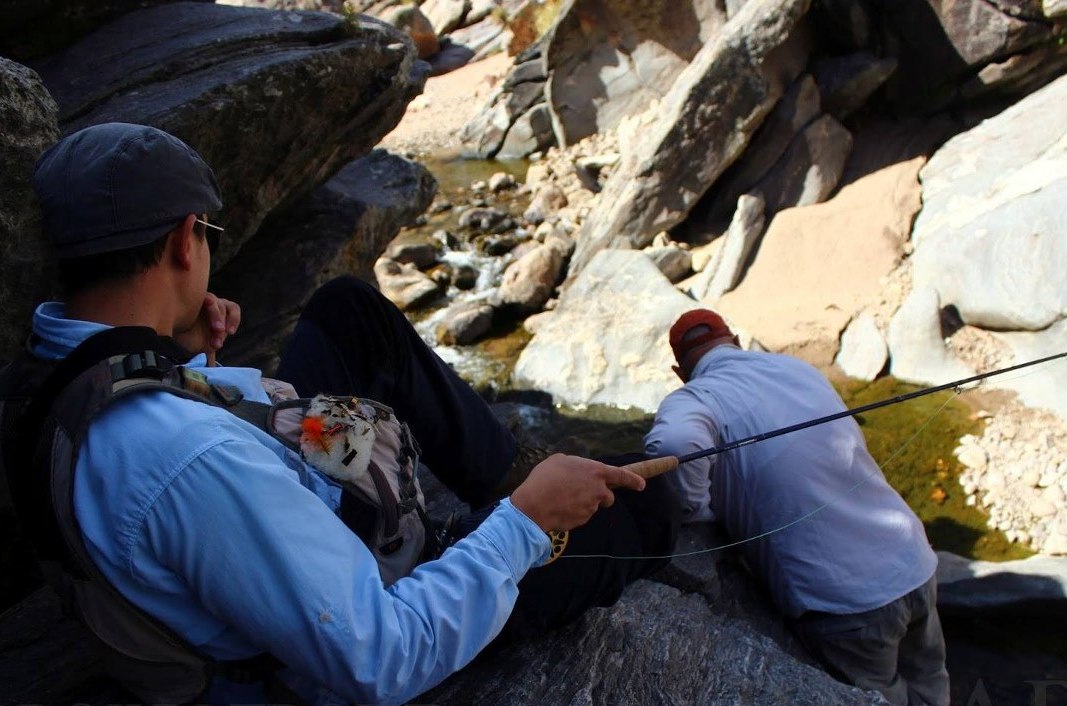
[671, 349, 1067, 466]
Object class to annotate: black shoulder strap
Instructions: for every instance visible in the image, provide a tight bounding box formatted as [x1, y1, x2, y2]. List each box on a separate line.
[7, 328, 191, 567]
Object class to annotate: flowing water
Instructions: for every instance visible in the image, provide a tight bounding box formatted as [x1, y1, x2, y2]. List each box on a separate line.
[405, 156, 534, 391]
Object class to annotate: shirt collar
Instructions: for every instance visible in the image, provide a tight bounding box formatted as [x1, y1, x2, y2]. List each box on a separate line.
[690, 343, 742, 380]
[30, 301, 208, 367]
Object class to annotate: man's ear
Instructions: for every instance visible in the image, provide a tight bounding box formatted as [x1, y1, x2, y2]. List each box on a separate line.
[672, 364, 687, 382]
[168, 214, 199, 270]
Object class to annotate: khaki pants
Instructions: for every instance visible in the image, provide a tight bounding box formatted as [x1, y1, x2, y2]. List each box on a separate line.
[791, 576, 949, 706]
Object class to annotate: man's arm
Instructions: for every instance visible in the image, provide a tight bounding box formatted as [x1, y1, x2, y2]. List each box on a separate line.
[139, 431, 642, 704]
[644, 388, 721, 523]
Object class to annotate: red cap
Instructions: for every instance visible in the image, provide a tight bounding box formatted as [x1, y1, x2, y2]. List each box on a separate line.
[669, 309, 733, 362]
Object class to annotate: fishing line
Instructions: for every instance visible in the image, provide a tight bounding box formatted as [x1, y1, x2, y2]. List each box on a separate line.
[561, 390, 961, 562]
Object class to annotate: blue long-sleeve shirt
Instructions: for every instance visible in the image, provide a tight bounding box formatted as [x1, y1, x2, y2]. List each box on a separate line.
[645, 345, 937, 618]
[32, 302, 550, 704]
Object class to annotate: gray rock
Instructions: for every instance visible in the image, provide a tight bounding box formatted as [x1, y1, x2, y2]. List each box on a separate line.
[488, 172, 516, 192]
[496, 242, 566, 312]
[545, 0, 729, 145]
[887, 287, 975, 386]
[459, 89, 512, 158]
[936, 550, 1067, 615]
[811, 51, 897, 119]
[421, 0, 470, 35]
[30, 3, 426, 267]
[373, 257, 441, 311]
[523, 183, 568, 225]
[427, 40, 475, 75]
[679, 74, 820, 238]
[213, 150, 436, 371]
[459, 207, 510, 233]
[755, 113, 853, 215]
[425, 579, 885, 705]
[647, 245, 693, 284]
[446, 14, 508, 61]
[877, 0, 1066, 109]
[0, 58, 58, 364]
[453, 264, 478, 290]
[911, 73, 1067, 332]
[506, 80, 548, 120]
[1, 0, 210, 60]
[700, 193, 766, 301]
[385, 232, 439, 269]
[435, 300, 494, 345]
[503, 58, 547, 89]
[479, 233, 520, 256]
[496, 103, 555, 160]
[571, 0, 812, 273]
[465, 0, 497, 24]
[514, 250, 696, 412]
[926, 0, 1047, 68]
[834, 312, 887, 381]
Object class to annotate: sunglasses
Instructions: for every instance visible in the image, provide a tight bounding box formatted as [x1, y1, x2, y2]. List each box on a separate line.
[195, 218, 224, 255]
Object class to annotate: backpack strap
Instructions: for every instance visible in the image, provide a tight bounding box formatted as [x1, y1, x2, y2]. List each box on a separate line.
[1, 327, 290, 703]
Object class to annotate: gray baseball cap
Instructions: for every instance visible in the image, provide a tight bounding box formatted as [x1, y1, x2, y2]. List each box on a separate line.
[33, 122, 223, 258]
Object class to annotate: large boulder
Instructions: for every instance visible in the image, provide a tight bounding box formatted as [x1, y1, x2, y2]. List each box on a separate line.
[544, 0, 729, 146]
[513, 250, 695, 412]
[425, 580, 883, 705]
[28, 2, 427, 268]
[570, 0, 812, 272]
[714, 158, 922, 364]
[213, 150, 437, 372]
[876, 0, 1067, 110]
[0, 59, 58, 365]
[0, 0, 213, 60]
[911, 72, 1067, 333]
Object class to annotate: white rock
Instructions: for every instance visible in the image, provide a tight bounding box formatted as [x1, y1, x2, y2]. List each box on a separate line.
[887, 287, 976, 386]
[835, 312, 888, 381]
[514, 250, 695, 412]
[1031, 498, 1058, 518]
[1042, 485, 1064, 505]
[1022, 469, 1042, 487]
[956, 445, 988, 471]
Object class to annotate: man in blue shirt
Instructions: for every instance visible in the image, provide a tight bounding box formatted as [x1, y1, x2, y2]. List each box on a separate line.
[645, 309, 948, 706]
[12, 122, 677, 704]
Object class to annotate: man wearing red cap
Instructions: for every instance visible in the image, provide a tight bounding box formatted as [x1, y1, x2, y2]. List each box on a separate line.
[645, 309, 948, 706]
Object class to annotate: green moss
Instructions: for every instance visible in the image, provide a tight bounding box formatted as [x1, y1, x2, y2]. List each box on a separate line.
[835, 376, 1033, 562]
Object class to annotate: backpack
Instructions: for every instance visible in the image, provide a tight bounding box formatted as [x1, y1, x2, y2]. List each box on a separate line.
[0, 326, 436, 703]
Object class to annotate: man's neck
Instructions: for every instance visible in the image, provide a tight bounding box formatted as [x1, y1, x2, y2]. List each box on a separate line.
[64, 275, 178, 337]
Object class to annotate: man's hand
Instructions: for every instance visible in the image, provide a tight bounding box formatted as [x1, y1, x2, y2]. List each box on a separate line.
[174, 293, 241, 365]
[509, 454, 646, 533]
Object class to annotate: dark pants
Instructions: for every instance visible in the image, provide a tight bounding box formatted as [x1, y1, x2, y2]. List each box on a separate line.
[791, 576, 949, 706]
[276, 277, 679, 634]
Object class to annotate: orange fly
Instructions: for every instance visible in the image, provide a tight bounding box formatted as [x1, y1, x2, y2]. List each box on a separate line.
[301, 417, 345, 452]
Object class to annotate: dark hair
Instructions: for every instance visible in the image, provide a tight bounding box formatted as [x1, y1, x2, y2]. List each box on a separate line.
[57, 230, 172, 296]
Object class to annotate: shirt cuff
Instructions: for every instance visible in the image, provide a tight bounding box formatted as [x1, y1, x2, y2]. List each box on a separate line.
[486, 498, 552, 573]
